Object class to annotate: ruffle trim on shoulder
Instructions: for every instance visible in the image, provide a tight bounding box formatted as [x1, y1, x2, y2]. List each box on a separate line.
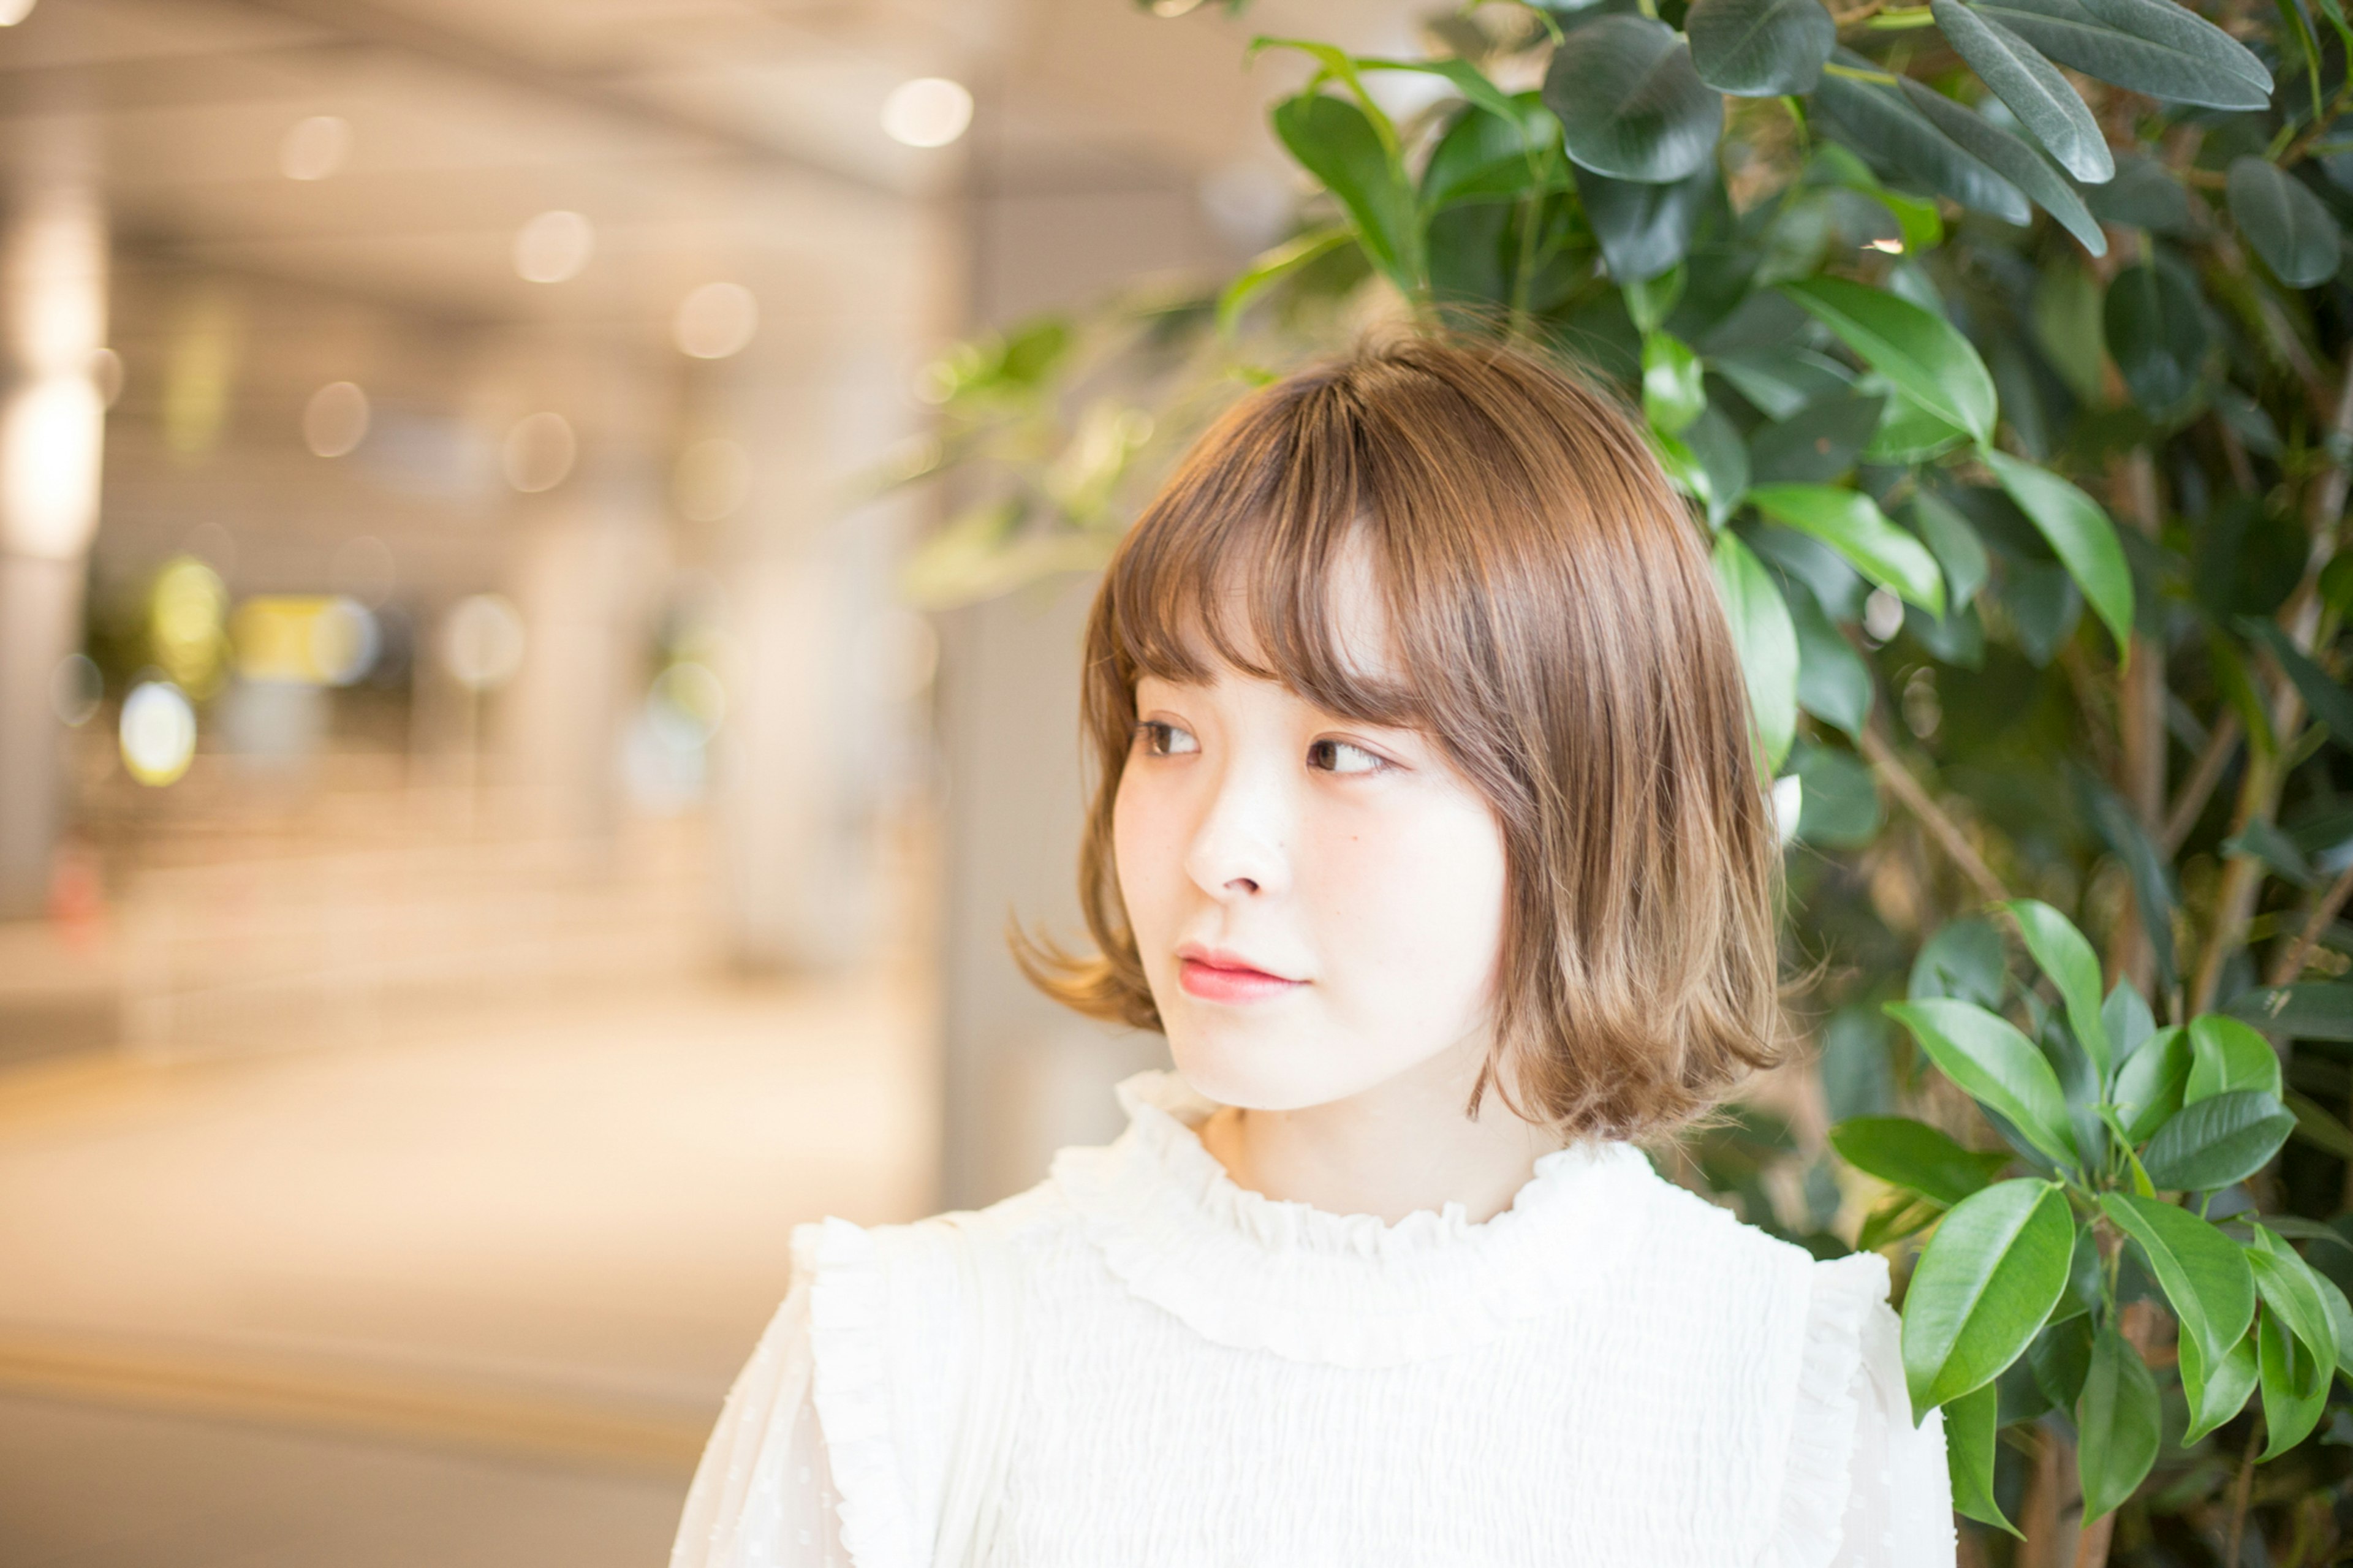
[1050, 1070, 1653, 1368]
[1770, 1250, 1892, 1568]
[795, 1218, 922, 1568]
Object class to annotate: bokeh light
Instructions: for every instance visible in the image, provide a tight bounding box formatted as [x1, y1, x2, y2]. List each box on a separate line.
[881, 78, 972, 148]
[232, 595, 379, 686]
[50, 653, 100, 727]
[502, 412, 576, 493]
[673, 437, 750, 521]
[441, 594, 527, 691]
[120, 681, 198, 786]
[149, 555, 230, 697]
[303, 381, 369, 456]
[0, 0, 39, 25]
[279, 115, 352, 181]
[514, 210, 594, 283]
[673, 283, 757, 360]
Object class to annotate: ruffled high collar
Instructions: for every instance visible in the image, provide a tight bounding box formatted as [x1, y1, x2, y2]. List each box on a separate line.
[1048, 1069, 1660, 1367]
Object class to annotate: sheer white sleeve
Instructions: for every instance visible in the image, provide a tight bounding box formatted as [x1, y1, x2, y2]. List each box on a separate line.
[1830, 1298, 1957, 1567]
[670, 1276, 852, 1568]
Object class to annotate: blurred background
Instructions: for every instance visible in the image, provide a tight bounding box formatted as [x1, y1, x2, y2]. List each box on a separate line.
[0, 1, 1417, 1562]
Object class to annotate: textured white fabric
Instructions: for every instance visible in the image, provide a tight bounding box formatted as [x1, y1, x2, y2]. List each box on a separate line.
[673, 1070, 1956, 1568]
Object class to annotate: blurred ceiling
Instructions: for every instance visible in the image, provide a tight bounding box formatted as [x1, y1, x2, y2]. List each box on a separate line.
[0, 0, 1426, 331]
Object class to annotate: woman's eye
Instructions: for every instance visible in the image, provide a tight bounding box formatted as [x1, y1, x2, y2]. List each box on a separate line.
[1134, 721, 1198, 757]
[1307, 738, 1387, 775]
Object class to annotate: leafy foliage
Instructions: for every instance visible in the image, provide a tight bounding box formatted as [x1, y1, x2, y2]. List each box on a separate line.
[926, 0, 2353, 1552]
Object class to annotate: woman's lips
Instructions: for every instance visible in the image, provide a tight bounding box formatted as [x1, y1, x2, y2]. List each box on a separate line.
[1178, 958, 1305, 1004]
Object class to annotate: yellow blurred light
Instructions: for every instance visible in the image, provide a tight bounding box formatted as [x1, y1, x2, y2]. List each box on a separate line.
[881, 78, 972, 148]
[650, 661, 726, 746]
[0, 0, 39, 25]
[515, 210, 594, 283]
[281, 116, 351, 181]
[232, 594, 377, 686]
[163, 289, 238, 458]
[150, 555, 230, 696]
[304, 381, 369, 456]
[673, 283, 757, 359]
[120, 681, 197, 786]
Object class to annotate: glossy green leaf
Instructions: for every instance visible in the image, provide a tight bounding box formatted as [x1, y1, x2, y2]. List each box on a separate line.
[1355, 55, 1527, 127]
[2112, 1025, 2189, 1143]
[1749, 484, 1944, 615]
[1930, 1, 2113, 181]
[2030, 1314, 2095, 1406]
[1687, 0, 1834, 94]
[1887, 999, 2080, 1168]
[2185, 1015, 2283, 1105]
[2249, 1227, 2339, 1379]
[1893, 78, 2109, 256]
[2287, 1089, 2353, 1160]
[1944, 1381, 2017, 1534]
[2076, 1324, 2159, 1521]
[1810, 56, 2031, 225]
[1784, 580, 1873, 739]
[1575, 164, 1715, 284]
[1832, 1116, 2009, 1205]
[2227, 982, 2353, 1041]
[2139, 1091, 2297, 1191]
[2238, 618, 2353, 754]
[1979, 449, 2133, 654]
[1911, 918, 2006, 1010]
[1419, 104, 1545, 213]
[1748, 394, 1884, 485]
[1781, 278, 1998, 445]
[1542, 17, 1724, 183]
[2006, 900, 2109, 1080]
[1976, 0, 2272, 109]
[2104, 983, 2156, 1068]
[2103, 263, 2208, 417]
[1901, 1178, 2074, 1416]
[1911, 490, 1991, 608]
[2177, 1319, 2261, 1443]
[1643, 331, 1707, 434]
[1270, 93, 1420, 294]
[2316, 1271, 2353, 1383]
[2227, 157, 2343, 289]
[2258, 1309, 2330, 1457]
[1792, 742, 1884, 846]
[1713, 532, 1798, 768]
[1216, 228, 1351, 335]
[2098, 1192, 2256, 1369]
[1864, 390, 1972, 464]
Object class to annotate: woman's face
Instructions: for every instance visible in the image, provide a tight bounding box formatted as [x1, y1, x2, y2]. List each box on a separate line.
[1110, 561, 1511, 1112]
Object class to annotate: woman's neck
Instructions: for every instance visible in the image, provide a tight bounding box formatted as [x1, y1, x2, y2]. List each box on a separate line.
[1191, 1036, 1569, 1225]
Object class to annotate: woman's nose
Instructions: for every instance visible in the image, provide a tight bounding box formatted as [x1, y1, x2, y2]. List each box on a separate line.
[1183, 765, 1289, 900]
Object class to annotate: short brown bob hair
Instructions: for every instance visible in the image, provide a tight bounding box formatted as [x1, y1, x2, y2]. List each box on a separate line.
[1014, 330, 1784, 1139]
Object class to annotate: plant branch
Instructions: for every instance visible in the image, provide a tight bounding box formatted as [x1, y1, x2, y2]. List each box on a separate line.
[2272, 857, 2353, 985]
[2189, 350, 2353, 1012]
[1859, 725, 2010, 906]
[2224, 1415, 2262, 1566]
[2162, 711, 2241, 854]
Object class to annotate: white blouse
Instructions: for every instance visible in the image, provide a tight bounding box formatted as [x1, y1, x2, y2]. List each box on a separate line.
[673, 1070, 1955, 1568]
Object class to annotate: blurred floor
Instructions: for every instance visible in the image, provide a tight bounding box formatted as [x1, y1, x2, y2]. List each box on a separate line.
[0, 817, 938, 1566]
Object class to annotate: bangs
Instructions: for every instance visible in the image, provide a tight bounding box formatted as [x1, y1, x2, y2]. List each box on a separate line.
[1102, 381, 1430, 732]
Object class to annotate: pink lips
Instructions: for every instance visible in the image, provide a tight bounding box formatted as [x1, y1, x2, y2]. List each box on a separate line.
[1176, 945, 1304, 1004]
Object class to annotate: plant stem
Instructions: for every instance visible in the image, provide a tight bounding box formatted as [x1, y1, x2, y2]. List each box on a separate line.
[2189, 353, 2353, 1012]
[1859, 725, 2011, 905]
[2270, 857, 2353, 984]
[2162, 711, 2242, 854]
[2224, 1415, 2263, 1565]
[2113, 449, 2167, 991]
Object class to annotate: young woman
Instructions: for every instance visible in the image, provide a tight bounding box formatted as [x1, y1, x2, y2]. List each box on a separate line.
[672, 333, 1953, 1568]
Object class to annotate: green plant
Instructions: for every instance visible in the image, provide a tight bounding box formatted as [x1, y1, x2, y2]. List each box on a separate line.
[889, 0, 2353, 1551]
